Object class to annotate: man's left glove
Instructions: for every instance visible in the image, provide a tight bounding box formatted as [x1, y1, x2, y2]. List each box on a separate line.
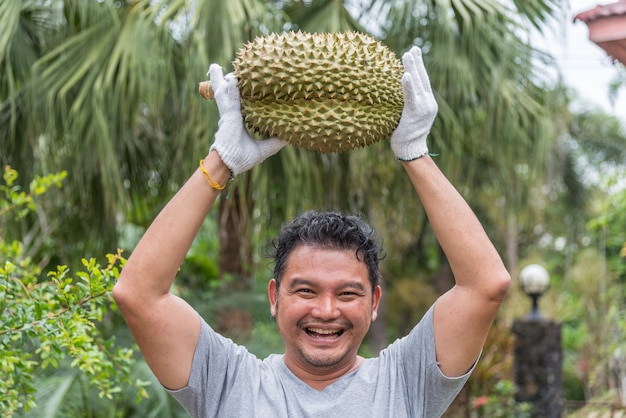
[390, 47, 438, 161]
[208, 64, 287, 176]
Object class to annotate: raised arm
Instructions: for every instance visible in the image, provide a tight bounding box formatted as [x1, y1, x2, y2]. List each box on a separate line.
[391, 47, 511, 377]
[404, 157, 510, 377]
[112, 66, 285, 390]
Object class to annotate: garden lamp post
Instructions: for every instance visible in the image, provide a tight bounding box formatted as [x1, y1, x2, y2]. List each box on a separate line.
[513, 264, 564, 417]
[519, 264, 550, 319]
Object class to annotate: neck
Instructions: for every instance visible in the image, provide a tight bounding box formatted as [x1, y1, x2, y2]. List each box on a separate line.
[284, 355, 365, 391]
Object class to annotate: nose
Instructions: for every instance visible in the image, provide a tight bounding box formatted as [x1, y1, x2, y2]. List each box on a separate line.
[311, 295, 340, 320]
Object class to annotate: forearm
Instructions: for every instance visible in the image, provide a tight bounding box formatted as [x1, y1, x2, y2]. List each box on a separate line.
[114, 151, 230, 302]
[402, 156, 509, 294]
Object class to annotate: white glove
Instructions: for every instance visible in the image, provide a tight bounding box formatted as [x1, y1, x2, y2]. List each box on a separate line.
[390, 47, 438, 161]
[208, 64, 287, 176]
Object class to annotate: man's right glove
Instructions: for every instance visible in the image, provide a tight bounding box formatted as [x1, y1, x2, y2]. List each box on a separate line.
[390, 47, 438, 161]
[208, 64, 286, 176]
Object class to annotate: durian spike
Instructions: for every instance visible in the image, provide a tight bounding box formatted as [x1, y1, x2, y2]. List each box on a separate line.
[199, 81, 214, 100]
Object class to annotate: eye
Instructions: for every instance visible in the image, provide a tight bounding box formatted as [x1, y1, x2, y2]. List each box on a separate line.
[338, 291, 360, 300]
[296, 288, 315, 297]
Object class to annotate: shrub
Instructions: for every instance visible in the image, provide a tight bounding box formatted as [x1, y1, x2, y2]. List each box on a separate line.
[0, 166, 145, 416]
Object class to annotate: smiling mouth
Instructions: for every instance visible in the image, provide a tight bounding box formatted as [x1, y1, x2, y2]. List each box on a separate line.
[306, 327, 344, 338]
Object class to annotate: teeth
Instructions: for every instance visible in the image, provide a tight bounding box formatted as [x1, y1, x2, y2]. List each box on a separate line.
[308, 328, 339, 335]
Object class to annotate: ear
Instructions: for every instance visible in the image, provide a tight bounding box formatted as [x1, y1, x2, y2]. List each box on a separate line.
[268, 279, 278, 317]
[371, 285, 382, 322]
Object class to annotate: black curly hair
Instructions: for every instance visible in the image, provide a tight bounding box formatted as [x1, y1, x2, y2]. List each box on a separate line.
[265, 210, 385, 292]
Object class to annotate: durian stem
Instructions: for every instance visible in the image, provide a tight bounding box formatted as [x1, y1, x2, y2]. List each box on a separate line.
[198, 81, 214, 100]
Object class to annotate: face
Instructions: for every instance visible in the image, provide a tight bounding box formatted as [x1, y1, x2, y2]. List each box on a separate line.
[268, 245, 382, 376]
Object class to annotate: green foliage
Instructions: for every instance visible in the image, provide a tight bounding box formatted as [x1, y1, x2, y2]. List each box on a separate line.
[178, 217, 221, 291]
[587, 175, 626, 280]
[19, 361, 187, 418]
[0, 166, 66, 219]
[469, 380, 533, 418]
[385, 278, 438, 337]
[568, 171, 626, 401]
[1, 0, 568, 270]
[570, 110, 626, 167]
[246, 320, 285, 359]
[0, 167, 144, 417]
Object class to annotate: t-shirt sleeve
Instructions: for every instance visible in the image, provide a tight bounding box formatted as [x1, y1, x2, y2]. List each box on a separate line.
[164, 316, 254, 418]
[385, 304, 479, 417]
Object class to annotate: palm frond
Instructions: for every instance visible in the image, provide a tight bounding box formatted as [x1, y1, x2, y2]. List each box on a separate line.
[35, 373, 78, 418]
[283, 0, 366, 33]
[0, 0, 64, 172]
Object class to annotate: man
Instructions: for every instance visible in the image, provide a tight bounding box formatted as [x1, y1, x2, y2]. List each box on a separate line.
[113, 46, 511, 417]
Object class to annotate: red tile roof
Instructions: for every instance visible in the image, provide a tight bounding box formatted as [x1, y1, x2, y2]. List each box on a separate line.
[573, 1, 626, 65]
[574, 0, 626, 22]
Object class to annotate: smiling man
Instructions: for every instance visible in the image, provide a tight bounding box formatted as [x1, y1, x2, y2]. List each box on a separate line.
[266, 214, 383, 390]
[113, 47, 511, 417]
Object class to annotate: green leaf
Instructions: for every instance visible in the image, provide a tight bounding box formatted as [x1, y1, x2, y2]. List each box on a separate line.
[3, 166, 18, 187]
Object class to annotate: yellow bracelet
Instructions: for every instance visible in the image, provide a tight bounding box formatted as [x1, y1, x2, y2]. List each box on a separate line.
[199, 159, 227, 190]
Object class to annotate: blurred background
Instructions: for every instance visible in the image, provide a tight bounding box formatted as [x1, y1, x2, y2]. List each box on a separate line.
[1, 0, 624, 416]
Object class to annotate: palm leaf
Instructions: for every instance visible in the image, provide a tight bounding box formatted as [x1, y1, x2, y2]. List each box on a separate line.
[0, 0, 63, 173]
[283, 0, 366, 33]
[36, 373, 78, 418]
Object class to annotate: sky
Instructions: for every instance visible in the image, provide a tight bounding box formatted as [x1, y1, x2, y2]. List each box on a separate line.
[538, 0, 626, 123]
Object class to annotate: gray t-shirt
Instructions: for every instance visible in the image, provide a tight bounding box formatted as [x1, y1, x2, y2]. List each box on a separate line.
[167, 305, 475, 417]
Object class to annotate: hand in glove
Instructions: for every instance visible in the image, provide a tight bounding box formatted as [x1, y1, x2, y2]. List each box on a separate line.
[208, 64, 287, 176]
[391, 47, 438, 161]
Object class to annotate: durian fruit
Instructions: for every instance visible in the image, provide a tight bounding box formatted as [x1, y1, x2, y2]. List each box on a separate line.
[200, 31, 404, 153]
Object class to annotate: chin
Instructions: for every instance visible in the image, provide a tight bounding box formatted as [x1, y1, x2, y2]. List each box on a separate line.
[300, 347, 352, 369]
